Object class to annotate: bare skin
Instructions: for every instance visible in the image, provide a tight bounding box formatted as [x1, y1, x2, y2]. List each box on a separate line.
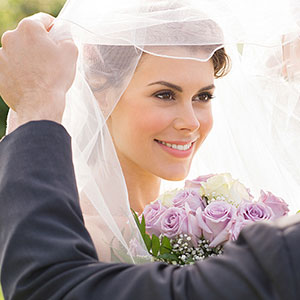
[0, 13, 78, 128]
[0, 13, 214, 260]
[108, 53, 214, 213]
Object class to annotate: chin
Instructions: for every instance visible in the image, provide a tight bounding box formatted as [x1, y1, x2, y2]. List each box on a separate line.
[157, 166, 190, 181]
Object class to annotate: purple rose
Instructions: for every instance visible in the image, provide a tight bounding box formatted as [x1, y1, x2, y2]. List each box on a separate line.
[185, 203, 202, 246]
[246, 188, 255, 201]
[196, 201, 237, 247]
[173, 188, 206, 212]
[184, 174, 215, 189]
[258, 190, 289, 218]
[230, 216, 252, 241]
[159, 207, 188, 238]
[237, 201, 274, 221]
[143, 200, 167, 236]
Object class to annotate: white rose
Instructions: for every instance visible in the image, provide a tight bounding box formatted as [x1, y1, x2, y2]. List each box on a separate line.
[228, 180, 252, 206]
[200, 173, 234, 200]
[156, 188, 180, 207]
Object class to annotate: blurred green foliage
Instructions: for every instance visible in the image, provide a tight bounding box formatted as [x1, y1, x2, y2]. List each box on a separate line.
[0, 0, 65, 138]
[0, 1, 66, 299]
[0, 99, 7, 138]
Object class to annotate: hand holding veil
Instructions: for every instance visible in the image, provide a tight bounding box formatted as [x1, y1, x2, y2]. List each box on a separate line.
[47, 0, 300, 263]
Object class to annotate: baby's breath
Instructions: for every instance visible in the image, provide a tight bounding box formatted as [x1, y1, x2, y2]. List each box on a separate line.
[156, 234, 224, 266]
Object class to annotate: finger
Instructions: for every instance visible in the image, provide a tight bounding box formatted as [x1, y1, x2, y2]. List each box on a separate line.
[18, 13, 55, 33]
[1, 29, 16, 49]
[30, 12, 55, 29]
[59, 39, 79, 58]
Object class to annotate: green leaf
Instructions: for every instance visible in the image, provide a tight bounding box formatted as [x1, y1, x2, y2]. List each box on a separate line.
[131, 210, 152, 253]
[157, 253, 179, 263]
[160, 236, 172, 254]
[151, 234, 160, 256]
[143, 234, 152, 252]
[131, 210, 146, 237]
[140, 215, 146, 235]
[297, 210, 300, 214]
[131, 209, 140, 225]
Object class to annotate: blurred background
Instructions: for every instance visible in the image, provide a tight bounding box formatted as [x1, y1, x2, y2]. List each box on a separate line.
[0, 0, 65, 298]
[0, 0, 65, 139]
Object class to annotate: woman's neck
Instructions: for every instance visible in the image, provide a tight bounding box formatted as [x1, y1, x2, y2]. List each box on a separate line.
[118, 156, 161, 214]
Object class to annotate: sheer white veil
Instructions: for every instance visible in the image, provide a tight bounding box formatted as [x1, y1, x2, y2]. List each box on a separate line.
[49, 0, 300, 263]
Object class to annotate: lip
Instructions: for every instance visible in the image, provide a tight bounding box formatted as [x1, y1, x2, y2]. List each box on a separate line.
[154, 139, 196, 158]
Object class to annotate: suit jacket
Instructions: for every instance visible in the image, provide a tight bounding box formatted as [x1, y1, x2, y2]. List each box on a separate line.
[0, 121, 300, 300]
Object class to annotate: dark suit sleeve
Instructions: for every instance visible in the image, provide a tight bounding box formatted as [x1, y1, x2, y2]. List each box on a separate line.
[0, 121, 299, 300]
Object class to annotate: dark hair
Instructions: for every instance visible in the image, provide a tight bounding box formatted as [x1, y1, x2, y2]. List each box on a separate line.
[137, 46, 231, 78]
[84, 44, 230, 93]
[212, 47, 231, 78]
[83, 18, 231, 92]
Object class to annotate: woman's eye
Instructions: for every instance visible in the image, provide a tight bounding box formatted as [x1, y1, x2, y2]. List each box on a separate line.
[193, 92, 215, 102]
[153, 91, 175, 101]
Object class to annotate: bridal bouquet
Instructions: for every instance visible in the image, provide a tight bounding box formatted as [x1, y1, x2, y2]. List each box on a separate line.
[132, 173, 289, 265]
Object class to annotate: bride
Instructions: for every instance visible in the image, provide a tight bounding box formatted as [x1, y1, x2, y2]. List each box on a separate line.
[79, 37, 230, 260]
[5, 0, 300, 263]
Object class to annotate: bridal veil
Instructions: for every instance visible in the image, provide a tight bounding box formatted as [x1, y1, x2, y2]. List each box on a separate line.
[49, 0, 300, 262]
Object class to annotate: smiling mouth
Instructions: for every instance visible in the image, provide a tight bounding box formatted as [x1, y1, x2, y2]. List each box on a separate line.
[154, 139, 195, 151]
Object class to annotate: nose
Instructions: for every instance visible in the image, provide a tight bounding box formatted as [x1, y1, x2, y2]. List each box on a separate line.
[173, 102, 200, 132]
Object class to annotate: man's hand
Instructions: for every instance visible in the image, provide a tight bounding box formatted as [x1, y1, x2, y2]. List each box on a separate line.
[0, 13, 78, 128]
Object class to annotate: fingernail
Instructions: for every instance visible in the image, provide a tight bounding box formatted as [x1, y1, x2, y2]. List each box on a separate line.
[48, 22, 54, 32]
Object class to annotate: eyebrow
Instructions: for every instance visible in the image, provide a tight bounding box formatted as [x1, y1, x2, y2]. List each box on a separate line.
[147, 81, 215, 93]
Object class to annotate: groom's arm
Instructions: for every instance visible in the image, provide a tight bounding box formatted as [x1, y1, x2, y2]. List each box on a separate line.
[0, 121, 299, 300]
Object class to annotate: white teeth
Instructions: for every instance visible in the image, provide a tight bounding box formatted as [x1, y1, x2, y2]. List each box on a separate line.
[158, 140, 193, 151]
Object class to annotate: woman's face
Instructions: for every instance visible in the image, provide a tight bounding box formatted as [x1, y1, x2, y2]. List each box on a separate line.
[108, 51, 215, 181]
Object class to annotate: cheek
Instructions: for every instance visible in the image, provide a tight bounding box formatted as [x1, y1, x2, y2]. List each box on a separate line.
[195, 107, 213, 147]
[201, 110, 213, 134]
[128, 105, 173, 139]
